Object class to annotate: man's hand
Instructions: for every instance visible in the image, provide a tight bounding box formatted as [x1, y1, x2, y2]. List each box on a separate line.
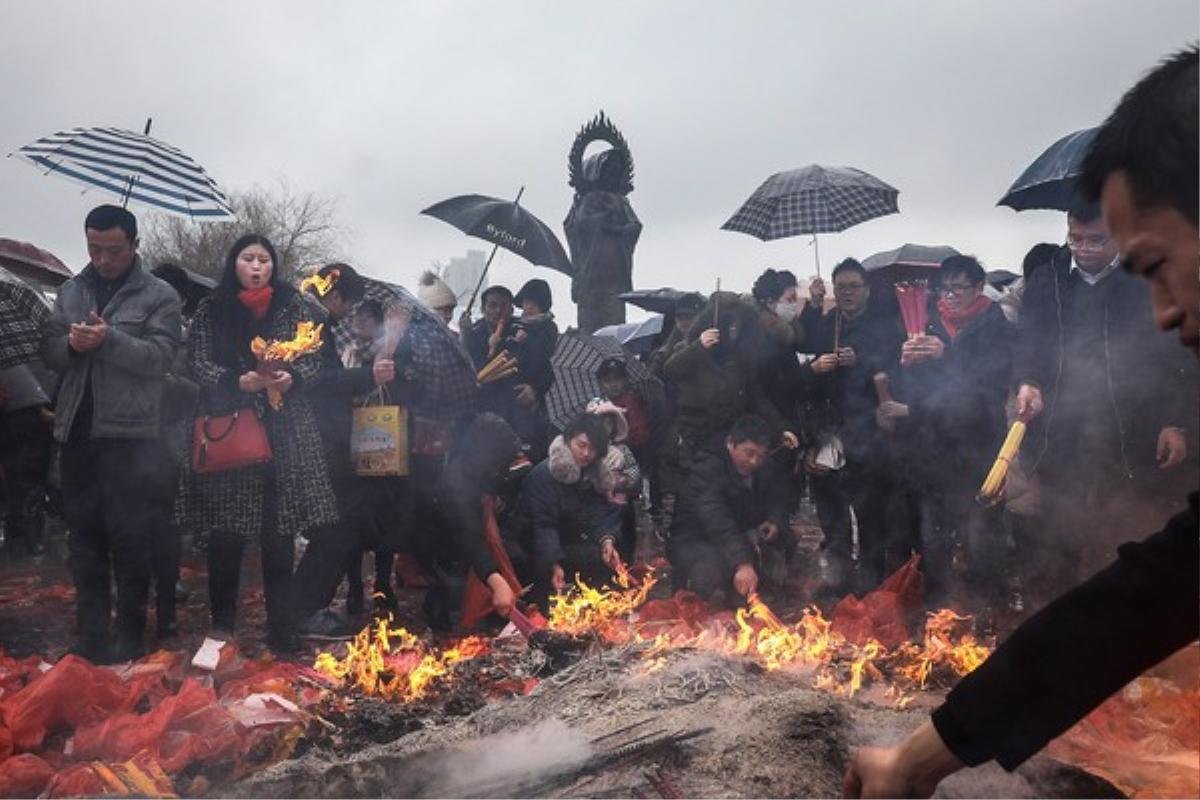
[550, 563, 566, 593]
[373, 357, 396, 387]
[1015, 383, 1043, 421]
[458, 310, 472, 331]
[600, 538, 621, 570]
[699, 328, 721, 349]
[1157, 426, 1187, 469]
[809, 277, 826, 308]
[68, 313, 108, 352]
[836, 347, 857, 368]
[486, 572, 515, 618]
[514, 383, 537, 408]
[876, 400, 909, 432]
[901, 336, 944, 367]
[239, 371, 268, 393]
[811, 353, 839, 374]
[757, 521, 779, 542]
[267, 370, 293, 395]
[781, 430, 800, 450]
[843, 720, 963, 798]
[733, 563, 758, 597]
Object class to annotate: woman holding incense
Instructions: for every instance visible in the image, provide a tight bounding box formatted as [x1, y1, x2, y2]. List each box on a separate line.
[175, 234, 337, 654]
[884, 255, 1014, 612]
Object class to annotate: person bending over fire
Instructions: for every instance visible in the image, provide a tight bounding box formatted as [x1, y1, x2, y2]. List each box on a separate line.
[845, 45, 1199, 798]
[667, 414, 793, 607]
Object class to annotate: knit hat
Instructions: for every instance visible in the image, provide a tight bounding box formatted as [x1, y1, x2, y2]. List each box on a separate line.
[514, 278, 552, 312]
[417, 270, 456, 309]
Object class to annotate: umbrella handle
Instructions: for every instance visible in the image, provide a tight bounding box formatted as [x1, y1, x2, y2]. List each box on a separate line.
[463, 185, 526, 319]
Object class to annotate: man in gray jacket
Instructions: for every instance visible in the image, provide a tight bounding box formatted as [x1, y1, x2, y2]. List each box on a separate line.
[40, 205, 181, 663]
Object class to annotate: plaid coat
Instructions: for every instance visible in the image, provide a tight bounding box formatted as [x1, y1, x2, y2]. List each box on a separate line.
[174, 288, 338, 542]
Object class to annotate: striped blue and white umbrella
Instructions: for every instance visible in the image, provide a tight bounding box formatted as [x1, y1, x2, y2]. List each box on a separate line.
[11, 125, 236, 220]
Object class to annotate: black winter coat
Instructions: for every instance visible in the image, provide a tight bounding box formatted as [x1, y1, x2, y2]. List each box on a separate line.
[1014, 247, 1196, 480]
[439, 413, 525, 582]
[669, 449, 790, 570]
[893, 302, 1014, 492]
[464, 315, 555, 444]
[800, 305, 903, 463]
[519, 452, 622, 573]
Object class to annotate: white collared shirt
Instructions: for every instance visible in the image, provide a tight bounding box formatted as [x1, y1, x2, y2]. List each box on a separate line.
[1070, 256, 1120, 286]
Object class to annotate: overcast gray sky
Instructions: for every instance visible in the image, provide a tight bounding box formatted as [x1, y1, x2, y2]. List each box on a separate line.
[4, 0, 1196, 325]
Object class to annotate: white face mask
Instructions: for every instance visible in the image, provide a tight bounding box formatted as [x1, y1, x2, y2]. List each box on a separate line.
[774, 300, 800, 322]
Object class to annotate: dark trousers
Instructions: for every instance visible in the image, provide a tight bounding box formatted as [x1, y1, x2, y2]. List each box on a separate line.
[917, 488, 1007, 611]
[206, 471, 294, 641]
[150, 443, 181, 633]
[1, 407, 52, 549]
[667, 536, 732, 602]
[810, 459, 896, 593]
[61, 437, 159, 657]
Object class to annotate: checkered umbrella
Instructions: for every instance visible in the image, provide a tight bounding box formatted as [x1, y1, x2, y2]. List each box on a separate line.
[0, 266, 52, 370]
[328, 277, 477, 422]
[544, 332, 662, 431]
[723, 165, 899, 238]
[722, 165, 899, 275]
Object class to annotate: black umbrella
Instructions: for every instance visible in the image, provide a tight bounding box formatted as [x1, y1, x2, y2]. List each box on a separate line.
[863, 244, 960, 285]
[722, 165, 899, 276]
[421, 189, 573, 315]
[998, 127, 1098, 212]
[545, 332, 662, 431]
[986, 269, 1020, 288]
[618, 288, 706, 315]
[0, 238, 72, 288]
[151, 264, 215, 315]
[0, 266, 51, 370]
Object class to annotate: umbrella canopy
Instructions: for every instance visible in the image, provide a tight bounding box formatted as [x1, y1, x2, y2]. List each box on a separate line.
[722, 165, 899, 240]
[421, 194, 573, 276]
[150, 264, 215, 315]
[863, 243, 961, 286]
[327, 277, 477, 422]
[11, 126, 236, 220]
[0, 266, 52, 370]
[545, 332, 662, 431]
[998, 127, 1099, 212]
[986, 269, 1020, 288]
[0, 238, 72, 288]
[618, 288, 705, 315]
[594, 314, 664, 355]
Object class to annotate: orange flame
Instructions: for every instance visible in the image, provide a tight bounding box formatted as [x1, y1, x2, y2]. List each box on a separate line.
[299, 269, 339, 298]
[249, 322, 324, 409]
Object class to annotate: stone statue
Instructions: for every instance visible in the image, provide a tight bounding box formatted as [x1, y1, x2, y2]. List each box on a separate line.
[564, 111, 642, 334]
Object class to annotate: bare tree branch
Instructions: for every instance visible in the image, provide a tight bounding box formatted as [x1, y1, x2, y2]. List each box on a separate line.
[140, 178, 346, 281]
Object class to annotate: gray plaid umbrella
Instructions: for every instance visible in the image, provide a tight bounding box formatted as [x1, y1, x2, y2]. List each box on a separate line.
[545, 332, 662, 431]
[328, 277, 477, 422]
[0, 266, 52, 369]
[722, 165, 899, 275]
[722, 165, 899, 239]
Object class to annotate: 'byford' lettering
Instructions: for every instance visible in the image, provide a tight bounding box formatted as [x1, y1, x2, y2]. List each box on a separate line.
[485, 223, 527, 250]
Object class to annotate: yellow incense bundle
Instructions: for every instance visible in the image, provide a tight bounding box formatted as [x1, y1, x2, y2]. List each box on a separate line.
[978, 421, 1026, 501]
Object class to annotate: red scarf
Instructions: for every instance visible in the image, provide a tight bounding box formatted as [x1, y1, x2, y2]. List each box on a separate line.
[237, 286, 274, 320]
[937, 294, 991, 340]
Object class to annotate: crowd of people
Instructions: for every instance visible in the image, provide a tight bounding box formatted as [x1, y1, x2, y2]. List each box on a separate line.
[0, 74, 1193, 704]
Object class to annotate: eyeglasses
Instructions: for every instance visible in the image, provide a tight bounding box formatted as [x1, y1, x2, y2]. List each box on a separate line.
[1066, 233, 1112, 251]
[939, 282, 976, 296]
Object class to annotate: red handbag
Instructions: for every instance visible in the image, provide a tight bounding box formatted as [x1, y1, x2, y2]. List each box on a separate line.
[191, 409, 272, 473]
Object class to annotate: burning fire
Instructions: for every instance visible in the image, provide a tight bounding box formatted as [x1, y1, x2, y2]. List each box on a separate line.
[250, 321, 324, 409]
[316, 567, 993, 708]
[314, 615, 487, 701]
[298, 269, 340, 297]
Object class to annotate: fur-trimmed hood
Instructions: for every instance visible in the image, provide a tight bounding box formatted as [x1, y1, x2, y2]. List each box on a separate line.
[585, 398, 629, 443]
[547, 434, 618, 494]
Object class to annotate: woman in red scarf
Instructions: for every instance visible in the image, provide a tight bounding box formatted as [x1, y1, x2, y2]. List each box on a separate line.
[174, 235, 338, 654]
[880, 256, 1015, 615]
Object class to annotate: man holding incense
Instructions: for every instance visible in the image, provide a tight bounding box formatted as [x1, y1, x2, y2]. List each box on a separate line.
[844, 45, 1199, 798]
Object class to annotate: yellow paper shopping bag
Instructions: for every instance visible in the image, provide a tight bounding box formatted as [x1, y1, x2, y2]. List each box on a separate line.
[351, 390, 408, 476]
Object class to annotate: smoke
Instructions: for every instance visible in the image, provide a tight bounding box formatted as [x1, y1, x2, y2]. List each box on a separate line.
[422, 718, 591, 798]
